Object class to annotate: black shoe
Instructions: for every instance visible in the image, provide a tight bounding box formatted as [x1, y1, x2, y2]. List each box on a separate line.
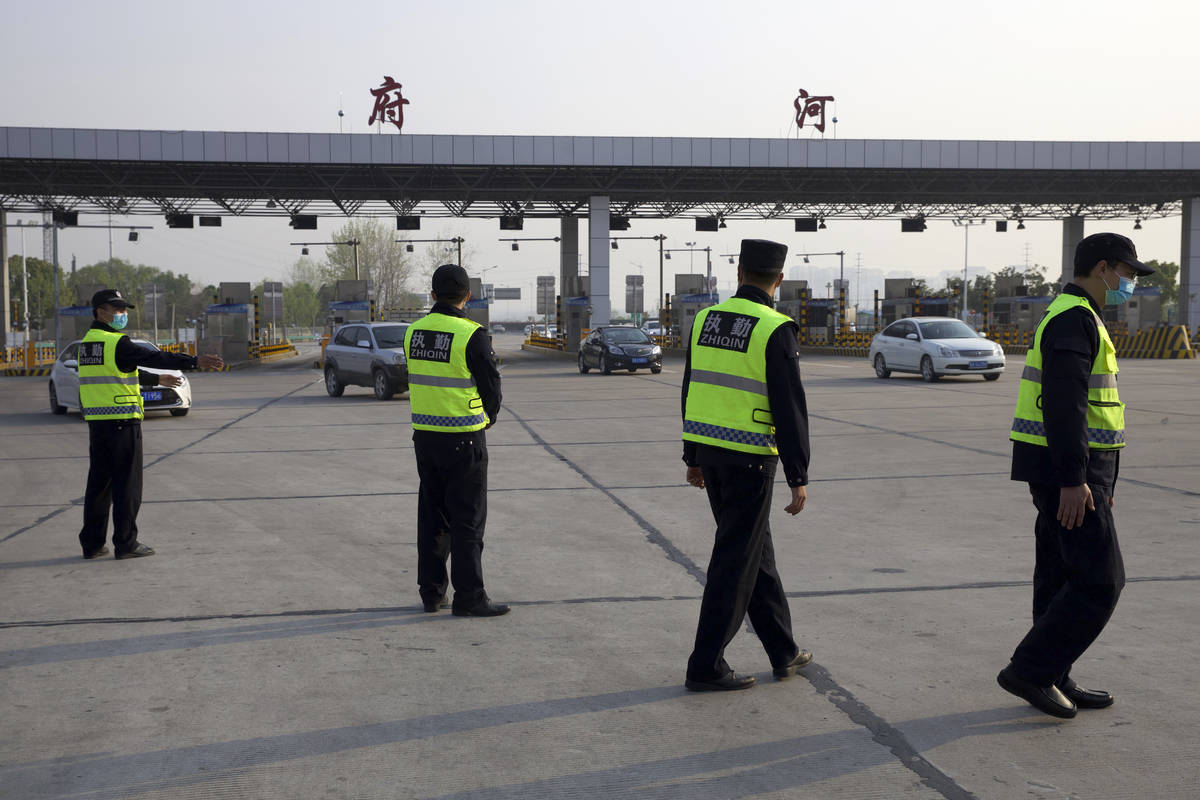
[82, 545, 110, 560]
[1058, 678, 1114, 709]
[452, 600, 510, 617]
[685, 671, 756, 692]
[115, 543, 156, 560]
[773, 649, 814, 679]
[422, 596, 449, 613]
[997, 665, 1076, 718]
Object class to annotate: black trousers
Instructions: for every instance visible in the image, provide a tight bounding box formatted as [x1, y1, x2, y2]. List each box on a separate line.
[1009, 482, 1125, 685]
[686, 462, 798, 681]
[79, 421, 143, 556]
[414, 433, 488, 606]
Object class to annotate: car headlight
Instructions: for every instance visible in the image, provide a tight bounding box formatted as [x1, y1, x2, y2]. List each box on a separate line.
[936, 344, 956, 357]
[608, 345, 623, 354]
[392, 352, 406, 365]
[993, 343, 1004, 357]
[650, 345, 662, 355]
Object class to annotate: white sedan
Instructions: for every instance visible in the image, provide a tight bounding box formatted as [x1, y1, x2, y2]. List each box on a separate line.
[49, 339, 193, 416]
[868, 317, 1006, 382]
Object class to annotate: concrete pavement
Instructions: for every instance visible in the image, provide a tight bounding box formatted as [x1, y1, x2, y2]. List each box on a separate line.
[1, 337, 1198, 799]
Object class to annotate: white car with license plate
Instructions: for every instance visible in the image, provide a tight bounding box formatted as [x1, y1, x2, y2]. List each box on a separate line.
[868, 317, 1005, 382]
[49, 339, 193, 416]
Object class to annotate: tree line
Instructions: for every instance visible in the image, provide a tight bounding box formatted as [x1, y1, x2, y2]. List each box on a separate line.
[6, 218, 470, 338]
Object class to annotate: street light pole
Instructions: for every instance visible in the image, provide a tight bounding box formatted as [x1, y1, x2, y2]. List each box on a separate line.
[952, 219, 985, 321]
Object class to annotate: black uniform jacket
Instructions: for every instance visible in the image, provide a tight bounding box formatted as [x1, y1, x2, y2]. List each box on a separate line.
[1010, 284, 1118, 489]
[681, 284, 811, 488]
[87, 320, 200, 389]
[411, 302, 502, 445]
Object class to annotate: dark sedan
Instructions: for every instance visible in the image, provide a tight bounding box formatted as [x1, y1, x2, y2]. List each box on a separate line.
[578, 326, 663, 374]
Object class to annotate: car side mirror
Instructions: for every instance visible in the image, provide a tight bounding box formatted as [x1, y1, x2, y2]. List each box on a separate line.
[357, 340, 372, 349]
[64, 359, 78, 370]
[905, 333, 918, 341]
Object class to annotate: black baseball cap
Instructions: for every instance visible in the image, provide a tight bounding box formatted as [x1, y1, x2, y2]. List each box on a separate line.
[739, 239, 789, 273]
[1074, 233, 1155, 277]
[431, 264, 470, 296]
[91, 288, 135, 309]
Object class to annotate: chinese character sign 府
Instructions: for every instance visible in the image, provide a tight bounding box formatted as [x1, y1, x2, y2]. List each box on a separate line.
[794, 89, 834, 134]
[368, 76, 410, 132]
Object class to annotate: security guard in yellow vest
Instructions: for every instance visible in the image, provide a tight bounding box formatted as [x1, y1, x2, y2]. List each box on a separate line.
[405, 265, 507, 617]
[79, 289, 223, 560]
[681, 239, 813, 692]
[997, 233, 1155, 718]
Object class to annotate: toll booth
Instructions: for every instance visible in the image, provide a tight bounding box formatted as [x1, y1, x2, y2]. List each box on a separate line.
[880, 278, 919, 324]
[776, 280, 809, 338]
[991, 296, 1054, 330]
[563, 275, 590, 352]
[328, 280, 373, 326]
[204, 282, 254, 364]
[464, 277, 490, 331]
[1122, 286, 1162, 331]
[674, 274, 718, 348]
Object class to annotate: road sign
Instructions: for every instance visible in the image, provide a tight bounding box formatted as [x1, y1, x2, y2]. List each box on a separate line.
[492, 287, 521, 300]
[625, 275, 644, 314]
[536, 276, 555, 315]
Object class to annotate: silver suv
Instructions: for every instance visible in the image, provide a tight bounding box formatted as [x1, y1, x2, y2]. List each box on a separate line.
[324, 322, 410, 400]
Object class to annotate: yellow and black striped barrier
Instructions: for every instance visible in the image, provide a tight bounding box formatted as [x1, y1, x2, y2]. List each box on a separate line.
[1, 366, 52, 377]
[1111, 325, 1196, 359]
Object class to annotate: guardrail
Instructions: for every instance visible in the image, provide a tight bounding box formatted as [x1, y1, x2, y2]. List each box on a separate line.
[526, 333, 565, 350]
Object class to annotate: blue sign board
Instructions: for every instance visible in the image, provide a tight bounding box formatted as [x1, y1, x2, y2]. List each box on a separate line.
[329, 300, 369, 311]
[58, 305, 94, 317]
[206, 303, 251, 314]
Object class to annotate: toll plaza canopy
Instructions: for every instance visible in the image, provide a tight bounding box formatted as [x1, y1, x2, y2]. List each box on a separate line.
[2, 126, 1199, 328]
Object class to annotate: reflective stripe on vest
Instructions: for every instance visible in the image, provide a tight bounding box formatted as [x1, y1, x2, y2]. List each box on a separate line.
[1010, 293, 1125, 450]
[404, 313, 488, 433]
[78, 328, 143, 422]
[682, 297, 793, 456]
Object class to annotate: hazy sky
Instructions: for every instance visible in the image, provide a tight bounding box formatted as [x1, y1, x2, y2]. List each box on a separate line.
[3, 0, 1197, 315]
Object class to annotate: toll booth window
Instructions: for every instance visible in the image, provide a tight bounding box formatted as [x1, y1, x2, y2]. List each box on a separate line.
[372, 325, 408, 348]
[334, 327, 357, 346]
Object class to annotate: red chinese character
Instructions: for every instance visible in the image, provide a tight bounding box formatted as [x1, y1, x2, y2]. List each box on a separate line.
[794, 88, 835, 134]
[368, 76, 410, 132]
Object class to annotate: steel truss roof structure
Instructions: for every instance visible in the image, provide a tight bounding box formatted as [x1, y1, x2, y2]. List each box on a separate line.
[2, 128, 1199, 224]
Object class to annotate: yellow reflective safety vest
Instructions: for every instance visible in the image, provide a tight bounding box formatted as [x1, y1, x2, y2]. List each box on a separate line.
[78, 327, 144, 422]
[682, 297, 794, 455]
[404, 312, 488, 433]
[1010, 293, 1125, 449]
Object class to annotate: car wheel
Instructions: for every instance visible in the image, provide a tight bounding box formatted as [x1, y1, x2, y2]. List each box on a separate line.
[873, 353, 891, 379]
[373, 369, 394, 401]
[921, 356, 939, 382]
[49, 381, 67, 414]
[600, 354, 611, 375]
[170, 408, 189, 416]
[629, 367, 637, 373]
[651, 366, 662, 374]
[578, 353, 589, 374]
[324, 365, 345, 397]
[983, 373, 1001, 381]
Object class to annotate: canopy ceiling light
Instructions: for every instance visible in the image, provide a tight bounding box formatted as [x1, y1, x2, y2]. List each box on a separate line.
[128, 231, 138, 242]
[611, 240, 618, 249]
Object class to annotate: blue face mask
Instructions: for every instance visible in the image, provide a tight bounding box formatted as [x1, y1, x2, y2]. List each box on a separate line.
[110, 312, 129, 330]
[1102, 269, 1135, 306]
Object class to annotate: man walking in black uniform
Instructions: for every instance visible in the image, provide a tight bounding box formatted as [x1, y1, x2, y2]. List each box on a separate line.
[681, 239, 813, 691]
[404, 265, 508, 617]
[79, 289, 223, 560]
[999, 233, 1155, 717]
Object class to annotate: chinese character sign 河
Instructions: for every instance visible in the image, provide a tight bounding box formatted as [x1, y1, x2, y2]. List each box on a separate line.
[368, 76, 411, 132]
[794, 88, 835, 134]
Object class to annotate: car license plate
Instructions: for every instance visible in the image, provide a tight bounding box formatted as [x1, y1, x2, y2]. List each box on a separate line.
[633, 357, 648, 364]
[969, 361, 986, 369]
[142, 390, 162, 401]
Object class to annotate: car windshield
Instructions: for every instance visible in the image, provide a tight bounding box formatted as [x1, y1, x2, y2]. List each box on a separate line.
[604, 328, 652, 344]
[372, 325, 408, 348]
[918, 321, 978, 340]
[132, 339, 160, 351]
